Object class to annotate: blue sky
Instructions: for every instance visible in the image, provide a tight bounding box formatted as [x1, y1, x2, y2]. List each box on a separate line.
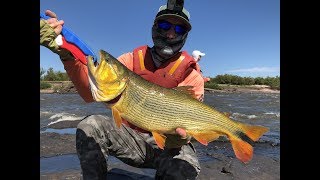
[40, 0, 280, 78]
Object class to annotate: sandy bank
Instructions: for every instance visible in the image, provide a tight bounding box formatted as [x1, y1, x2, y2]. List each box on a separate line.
[205, 84, 279, 94]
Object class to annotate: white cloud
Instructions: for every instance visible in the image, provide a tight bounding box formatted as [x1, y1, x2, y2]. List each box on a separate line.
[226, 67, 279, 73]
[222, 67, 280, 77]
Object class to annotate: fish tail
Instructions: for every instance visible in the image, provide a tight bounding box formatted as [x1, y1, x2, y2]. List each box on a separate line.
[229, 124, 269, 163]
[239, 124, 269, 141]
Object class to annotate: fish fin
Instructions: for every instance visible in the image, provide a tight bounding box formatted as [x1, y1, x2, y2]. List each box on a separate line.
[111, 107, 122, 128]
[152, 132, 167, 150]
[229, 124, 268, 163]
[189, 131, 222, 146]
[229, 136, 253, 164]
[173, 86, 196, 98]
[239, 124, 269, 141]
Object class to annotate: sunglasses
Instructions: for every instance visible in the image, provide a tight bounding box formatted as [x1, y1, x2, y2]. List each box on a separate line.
[157, 20, 187, 35]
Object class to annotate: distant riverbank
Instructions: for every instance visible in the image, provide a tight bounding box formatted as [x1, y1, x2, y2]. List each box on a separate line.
[40, 81, 77, 94]
[205, 84, 280, 94]
[40, 81, 280, 94]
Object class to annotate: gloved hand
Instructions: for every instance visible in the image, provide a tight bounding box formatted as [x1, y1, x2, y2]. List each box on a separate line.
[165, 128, 192, 149]
[40, 10, 74, 61]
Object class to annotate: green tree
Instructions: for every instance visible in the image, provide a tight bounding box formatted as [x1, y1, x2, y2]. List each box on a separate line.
[42, 67, 69, 81]
[243, 77, 255, 85]
[254, 77, 264, 85]
[43, 68, 56, 81]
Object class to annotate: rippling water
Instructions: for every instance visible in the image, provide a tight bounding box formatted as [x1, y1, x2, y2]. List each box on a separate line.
[204, 92, 280, 140]
[40, 92, 279, 173]
[41, 92, 279, 138]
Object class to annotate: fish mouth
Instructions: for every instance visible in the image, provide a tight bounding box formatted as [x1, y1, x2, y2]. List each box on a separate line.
[87, 50, 127, 102]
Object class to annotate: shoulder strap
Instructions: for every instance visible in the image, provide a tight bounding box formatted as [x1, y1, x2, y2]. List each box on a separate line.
[133, 45, 148, 71]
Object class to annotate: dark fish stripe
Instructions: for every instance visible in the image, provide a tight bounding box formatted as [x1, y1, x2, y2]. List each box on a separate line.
[235, 131, 254, 146]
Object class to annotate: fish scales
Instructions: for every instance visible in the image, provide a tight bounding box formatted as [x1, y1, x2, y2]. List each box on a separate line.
[115, 75, 238, 134]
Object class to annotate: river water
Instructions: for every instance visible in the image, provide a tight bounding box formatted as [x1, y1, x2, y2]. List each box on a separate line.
[40, 92, 280, 173]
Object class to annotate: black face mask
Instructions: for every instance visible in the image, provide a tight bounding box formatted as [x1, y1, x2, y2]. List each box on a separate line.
[151, 24, 188, 61]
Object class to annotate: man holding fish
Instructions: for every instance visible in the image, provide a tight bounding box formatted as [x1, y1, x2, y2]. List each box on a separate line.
[40, 1, 206, 179]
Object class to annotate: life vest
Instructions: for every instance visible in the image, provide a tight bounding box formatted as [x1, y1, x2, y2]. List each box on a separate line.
[122, 45, 197, 133]
[132, 45, 196, 88]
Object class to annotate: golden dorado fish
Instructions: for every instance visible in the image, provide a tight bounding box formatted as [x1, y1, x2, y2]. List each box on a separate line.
[87, 50, 269, 163]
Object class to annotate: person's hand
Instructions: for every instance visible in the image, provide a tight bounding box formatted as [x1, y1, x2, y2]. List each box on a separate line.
[204, 77, 210, 82]
[165, 128, 191, 149]
[44, 10, 64, 35]
[40, 10, 73, 60]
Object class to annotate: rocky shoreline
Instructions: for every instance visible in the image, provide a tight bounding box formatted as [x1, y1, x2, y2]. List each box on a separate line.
[40, 117, 280, 180]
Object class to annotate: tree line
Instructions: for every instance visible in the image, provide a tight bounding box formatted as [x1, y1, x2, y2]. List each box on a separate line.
[205, 74, 280, 90]
[40, 67, 69, 89]
[40, 67, 280, 90]
[40, 67, 70, 81]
